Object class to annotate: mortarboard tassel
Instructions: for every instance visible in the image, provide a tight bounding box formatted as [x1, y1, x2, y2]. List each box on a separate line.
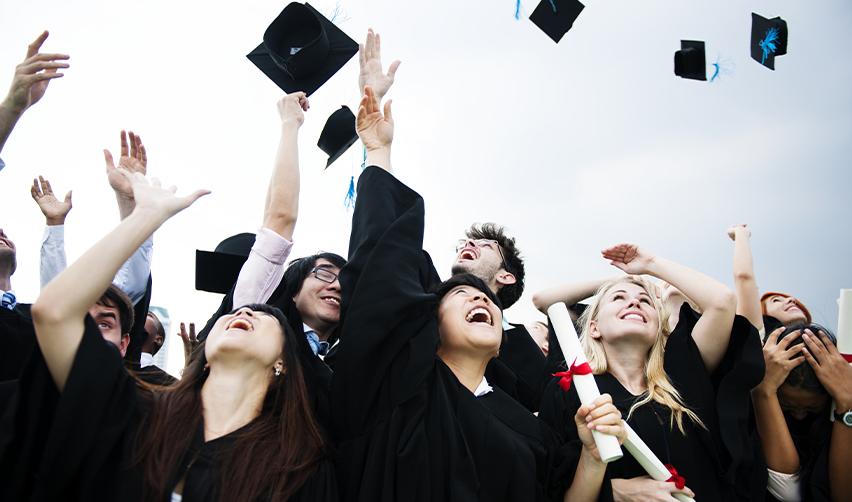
[548, 0, 557, 13]
[344, 175, 356, 209]
[515, 0, 522, 20]
[759, 27, 780, 65]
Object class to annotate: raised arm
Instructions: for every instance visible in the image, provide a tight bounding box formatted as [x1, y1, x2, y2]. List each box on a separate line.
[358, 29, 400, 100]
[0, 31, 69, 161]
[31, 171, 208, 390]
[263, 92, 308, 238]
[31, 176, 72, 288]
[532, 277, 614, 314]
[728, 224, 763, 331]
[603, 243, 736, 372]
[104, 130, 147, 220]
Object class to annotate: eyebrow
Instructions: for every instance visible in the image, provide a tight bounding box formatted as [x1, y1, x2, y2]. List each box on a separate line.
[96, 312, 117, 320]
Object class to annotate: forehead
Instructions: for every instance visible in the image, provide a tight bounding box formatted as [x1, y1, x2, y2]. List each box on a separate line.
[91, 303, 120, 318]
[609, 282, 650, 296]
[314, 258, 340, 271]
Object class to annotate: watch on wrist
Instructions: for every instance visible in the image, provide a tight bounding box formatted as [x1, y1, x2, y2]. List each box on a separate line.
[834, 410, 852, 427]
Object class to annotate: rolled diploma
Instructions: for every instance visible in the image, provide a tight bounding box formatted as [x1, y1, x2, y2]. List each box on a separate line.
[837, 289, 852, 362]
[547, 303, 623, 463]
[623, 422, 695, 502]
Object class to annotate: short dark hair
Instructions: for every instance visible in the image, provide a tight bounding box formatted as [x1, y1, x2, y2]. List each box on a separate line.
[771, 323, 837, 393]
[281, 252, 347, 299]
[465, 223, 525, 308]
[436, 273, 502, 310]
[97, 284, 135, 335]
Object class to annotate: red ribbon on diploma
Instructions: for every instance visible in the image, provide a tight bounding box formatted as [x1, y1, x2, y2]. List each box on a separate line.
[552, 358, 593, 391]
[665, 464, 686, 490]
[842, 353, 852, 363]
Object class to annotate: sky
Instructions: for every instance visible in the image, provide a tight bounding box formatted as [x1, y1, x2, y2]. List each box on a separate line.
[1, 0, 850, 375]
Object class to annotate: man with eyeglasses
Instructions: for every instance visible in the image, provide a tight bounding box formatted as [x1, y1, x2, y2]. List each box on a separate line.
[449, 224, 552, 413]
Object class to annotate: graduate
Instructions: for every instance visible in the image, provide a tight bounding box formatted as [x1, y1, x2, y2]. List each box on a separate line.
[728, 224, 852, 501]
[331, 85, 625, 502]
[0, 170, 337, 501]
[538, 244, 765, 501]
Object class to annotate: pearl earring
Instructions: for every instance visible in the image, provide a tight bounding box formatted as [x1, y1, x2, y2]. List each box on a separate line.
[274, 367, 282, 377]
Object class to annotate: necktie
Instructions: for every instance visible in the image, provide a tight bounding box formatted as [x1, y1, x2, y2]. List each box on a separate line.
[1, 291, 17, 310]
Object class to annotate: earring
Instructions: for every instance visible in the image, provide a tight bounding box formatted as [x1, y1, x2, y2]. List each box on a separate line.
[274, 367, 282, 377]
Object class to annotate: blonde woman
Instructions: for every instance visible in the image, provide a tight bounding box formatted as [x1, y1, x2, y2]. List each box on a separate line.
[539, 243, 765, 502]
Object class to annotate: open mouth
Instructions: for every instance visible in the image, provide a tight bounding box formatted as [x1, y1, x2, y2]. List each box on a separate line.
[465, 306, 493, 326]
[226, 318, 253, 332]
[321, 296, 340, 308]
[619, 311, 647, 323]
[458, 249, 477, 261]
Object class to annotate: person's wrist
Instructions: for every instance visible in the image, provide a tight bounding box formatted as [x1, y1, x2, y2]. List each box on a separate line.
[753, 382, 779, 399]
[0, 99, 25, 119]
[280, 119, 302, 132]
[46, 216, 66, 226]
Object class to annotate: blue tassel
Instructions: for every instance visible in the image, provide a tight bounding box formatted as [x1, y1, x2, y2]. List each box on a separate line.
[548, 0, 557, 13]
[759, 27, 780, 65]
[344, 175, 356, 209]
[360, 145, 367, 170]
[514, 0, 521, 20]
[710, 61, 720, 82]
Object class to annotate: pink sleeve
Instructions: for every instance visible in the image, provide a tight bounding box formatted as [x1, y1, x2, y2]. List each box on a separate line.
[232, 227, 294, 307]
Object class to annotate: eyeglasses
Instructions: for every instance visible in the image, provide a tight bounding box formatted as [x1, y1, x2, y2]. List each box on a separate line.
[311, 266, 339, 284]
[455, 239, 510, 273]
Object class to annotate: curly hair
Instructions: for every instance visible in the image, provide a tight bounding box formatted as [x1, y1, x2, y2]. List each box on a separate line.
[465, 223, 525, 308]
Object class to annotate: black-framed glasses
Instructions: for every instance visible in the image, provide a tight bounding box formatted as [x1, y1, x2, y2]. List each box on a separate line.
[311, 266, 339, 284]
[455, 239, 510, 273]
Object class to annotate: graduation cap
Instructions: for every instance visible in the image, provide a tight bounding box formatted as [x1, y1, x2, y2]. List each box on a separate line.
[247, 2, 359, 96]
[529, 0, 585, 43]
[674, 40, 707, 81]
[750, 13, 788, 70]
[195, 233, 256, 294]
[318, 105, 358, 168]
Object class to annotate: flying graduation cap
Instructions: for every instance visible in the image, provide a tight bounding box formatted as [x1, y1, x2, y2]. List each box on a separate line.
[318, 105, 358, 168]
[674, 40, 707, 81]
[247, 2, 358, 95]
[529, 0, 585, 43]
[750, 13, 788, 70]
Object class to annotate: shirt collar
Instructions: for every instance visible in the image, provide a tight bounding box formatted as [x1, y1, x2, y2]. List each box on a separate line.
[501, 314, 514, 331]
[140, 352, 156, 368]
[304, 324, 329, 356]
[473, 376, 493, 398]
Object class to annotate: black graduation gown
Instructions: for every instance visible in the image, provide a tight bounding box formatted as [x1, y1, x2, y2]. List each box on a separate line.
[539, 303, 766, 502]
[0, 316, 338, 502]
[0, 302, 35, 381]
[331, 166, 565, 502]
[129, 361, 178, 386]
[484, 322, 550, 413]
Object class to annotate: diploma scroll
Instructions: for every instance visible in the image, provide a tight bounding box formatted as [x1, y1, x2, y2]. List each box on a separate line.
[547, 303, 623, 463]
[837, 289, 852, 363]
[623, 422, 695, 502]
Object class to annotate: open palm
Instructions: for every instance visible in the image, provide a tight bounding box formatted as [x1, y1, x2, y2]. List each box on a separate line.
[356, 86, 393, 151]
[105, 130, 147, 199]
[31, 176, 72, 223]
[602, 243, 655, 275]
[358, 29, 400, 99]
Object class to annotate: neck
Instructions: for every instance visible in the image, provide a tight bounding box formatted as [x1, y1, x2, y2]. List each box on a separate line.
[305, 319, 334, 342]
[200, 362, 270, 441]
[0, 266, 12, 291]
[437, 348, 490, 393]
[602, 340, 648, 395]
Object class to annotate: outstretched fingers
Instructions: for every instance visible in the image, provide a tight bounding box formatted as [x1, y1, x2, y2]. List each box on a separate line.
[26, 31, 49, 58]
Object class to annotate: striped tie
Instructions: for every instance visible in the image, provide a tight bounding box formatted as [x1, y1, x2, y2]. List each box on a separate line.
[1, 291, 16, 310]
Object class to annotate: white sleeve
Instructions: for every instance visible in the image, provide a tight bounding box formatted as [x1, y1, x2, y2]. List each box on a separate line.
[40, 225, 67, 289]
[766, 468, 802, 502]
[232, 227, 294, 308]
[113, 236, 153, 304]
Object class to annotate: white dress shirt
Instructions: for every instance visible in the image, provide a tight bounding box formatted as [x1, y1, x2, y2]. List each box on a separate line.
[232, 227, 294, 308]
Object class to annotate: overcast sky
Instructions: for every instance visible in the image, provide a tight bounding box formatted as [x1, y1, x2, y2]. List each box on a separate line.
[1, 0, 850, 374]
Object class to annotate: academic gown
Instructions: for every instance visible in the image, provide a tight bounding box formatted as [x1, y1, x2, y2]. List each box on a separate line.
[539, 303, 766, 502]
[331, 166, 568, 502]
[129, 361, 178, 386]
[0, 302, 35, 381]
[0, 315, 338, 502]
[483, 323, 550, 413]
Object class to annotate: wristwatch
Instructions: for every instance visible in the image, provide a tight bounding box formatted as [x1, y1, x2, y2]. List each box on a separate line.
[834, 410, 852, 427]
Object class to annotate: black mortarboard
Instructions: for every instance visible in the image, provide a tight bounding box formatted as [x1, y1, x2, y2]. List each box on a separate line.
[674, 40, 707, 81]
[317, 105, 358, 168]
[750, 13, 788, 70]
[195, 233, 256, 294]
[247, 2, 358, 96]
[529, 0, 585, 43]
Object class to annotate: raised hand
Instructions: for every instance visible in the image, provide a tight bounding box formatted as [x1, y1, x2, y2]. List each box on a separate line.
[2, 31, 69, 115]
[802, 329, 852, 409]
[277, 92, 309, 127]
[104, 130, 147, 201]
[727, 224, 750, 241]
[119, 170, 209, 220]
[602, 243, 656, 275]
[757, 327, 805, 392]
[574, 394, 626, 462]
[358, 29, 400, 100]
[31, 176, 72, 225]
[356, 86, 393, 151]
[178, 321, 199, 367]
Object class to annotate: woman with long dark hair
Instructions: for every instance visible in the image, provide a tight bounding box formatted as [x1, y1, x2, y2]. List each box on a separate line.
[0, 171, 336, 501]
